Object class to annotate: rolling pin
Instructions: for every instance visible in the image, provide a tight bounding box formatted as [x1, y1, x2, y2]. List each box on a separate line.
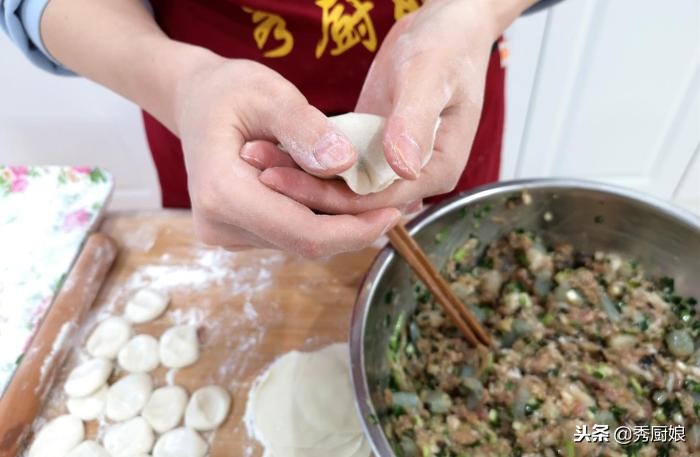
[0, 233, 118, 456]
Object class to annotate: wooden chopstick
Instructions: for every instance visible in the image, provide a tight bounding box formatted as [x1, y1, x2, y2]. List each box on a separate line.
[387, 224, 492, 348]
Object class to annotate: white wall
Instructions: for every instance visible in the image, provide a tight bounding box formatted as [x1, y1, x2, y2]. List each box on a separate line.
[1, 0, 698, 214]
[503, 0, 700, 215]
[0, 37, 159, 210]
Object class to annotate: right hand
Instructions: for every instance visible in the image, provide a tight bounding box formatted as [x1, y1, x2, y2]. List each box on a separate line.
[172, 57, 401, 257]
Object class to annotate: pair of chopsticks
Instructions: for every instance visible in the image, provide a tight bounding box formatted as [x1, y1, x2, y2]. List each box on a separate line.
[387, 224, 492, 348]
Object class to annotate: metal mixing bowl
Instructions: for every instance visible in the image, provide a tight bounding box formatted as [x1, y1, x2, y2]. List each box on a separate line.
[349, 178, 700, 456]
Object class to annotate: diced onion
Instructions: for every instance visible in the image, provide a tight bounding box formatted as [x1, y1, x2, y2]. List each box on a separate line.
[425, 390, 452, 414]
[666, 330, 694, 358]
[392, 391, 420, 410]
[689, 424, 700, 449]
[600, 291, 621, 322]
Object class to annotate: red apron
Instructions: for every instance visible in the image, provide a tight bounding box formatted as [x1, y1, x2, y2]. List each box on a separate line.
[145, 0, 504, 208]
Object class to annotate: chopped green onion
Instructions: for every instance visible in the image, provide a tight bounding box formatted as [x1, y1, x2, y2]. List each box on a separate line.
[659, 276, 675, 293]
[629, 377, 647, 397]
[435, 227, 450, 243]
[515, 250, 529, 267]
[563, 439, 576, 457]
[684, 378, 700, 394]
[488, 408, 500, 427]
[453, 246, 469, 262]
[524, 399, 542, 416]
[540, 313, 555, 325]
[384, 289, 395, 304]
[389, 312, 406, 354]
[610, 405, 627, 422]
[638, 317, 649, 331]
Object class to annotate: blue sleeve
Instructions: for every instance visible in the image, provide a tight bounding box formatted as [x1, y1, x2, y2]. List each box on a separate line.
[1, 0, 73, 75]
[524, 0, 567, 15]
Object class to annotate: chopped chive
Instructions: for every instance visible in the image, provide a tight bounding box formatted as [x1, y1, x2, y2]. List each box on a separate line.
[435, 227, 450, 243]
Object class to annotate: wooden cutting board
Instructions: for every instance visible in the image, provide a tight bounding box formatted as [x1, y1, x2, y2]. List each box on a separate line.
[24, 210, 378, 457]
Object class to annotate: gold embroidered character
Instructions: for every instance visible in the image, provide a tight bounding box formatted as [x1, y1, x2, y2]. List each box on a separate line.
[392, 0, 422, 20]
[243, 7, 294, 58]
[315, 0, 377, 58]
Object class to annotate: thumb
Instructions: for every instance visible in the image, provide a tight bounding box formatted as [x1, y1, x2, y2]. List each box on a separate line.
[383, 69, 446, 180]
[263, 85, 357, 176]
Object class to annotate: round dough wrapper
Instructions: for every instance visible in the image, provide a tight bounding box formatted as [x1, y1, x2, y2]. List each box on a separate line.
[64, 440, 110, 457]
[66, 385, 107, 421]
[185, 385, 231, 431]
[271, 433, 368, 457]
[351, 436, 371, 457]
[159, 325, 199, 368]
[153, 427, 208, 457]
[143, 385, 188, 434]
[28, 414, 84, 457]
[118, 334, 160, 373]
[105, 373, 153, 421]
[328, 113, 435, 195]
[295, 343, 361, 434]
[103, 417, 154, 457]
[125, 288, 169, 323]
[249, 352, 327, 448]
[85, 317, 131, 359]
[64, 358, 113, 397]
[247, 343, 362, 450]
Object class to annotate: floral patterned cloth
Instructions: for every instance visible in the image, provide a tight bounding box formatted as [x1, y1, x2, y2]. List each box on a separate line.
[0, 166, 113, 397]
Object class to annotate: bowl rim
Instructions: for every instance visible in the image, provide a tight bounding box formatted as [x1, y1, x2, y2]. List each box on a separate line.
[349, 177, 700, 457]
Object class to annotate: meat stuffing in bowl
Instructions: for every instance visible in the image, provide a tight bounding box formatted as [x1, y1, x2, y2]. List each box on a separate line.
[350, 179, 700, 457]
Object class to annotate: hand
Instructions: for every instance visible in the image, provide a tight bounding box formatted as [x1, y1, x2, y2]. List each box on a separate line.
[173, 57, 401, 256]
[242, 0, 501, 214]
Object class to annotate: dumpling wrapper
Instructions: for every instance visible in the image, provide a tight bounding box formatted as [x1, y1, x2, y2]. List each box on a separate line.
[293, 343, 361, 434]
[328, 113, 435, 195]
[246, 343, 370, 457]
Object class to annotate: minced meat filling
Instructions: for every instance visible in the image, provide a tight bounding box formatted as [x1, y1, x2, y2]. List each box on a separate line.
[383, 230, 699, 457]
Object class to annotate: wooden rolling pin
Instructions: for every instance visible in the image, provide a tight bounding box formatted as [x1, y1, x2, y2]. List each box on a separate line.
[0, 233, 118, 456]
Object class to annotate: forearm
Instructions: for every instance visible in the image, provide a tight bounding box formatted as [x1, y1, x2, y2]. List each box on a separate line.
[41, 0, 221, 133]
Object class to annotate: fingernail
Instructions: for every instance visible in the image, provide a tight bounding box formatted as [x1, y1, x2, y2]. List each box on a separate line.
[258, 170, 279, 189]
[313, 132, 355, 171]
[393, 134, 422, 179]
[240, 144, 262, 168]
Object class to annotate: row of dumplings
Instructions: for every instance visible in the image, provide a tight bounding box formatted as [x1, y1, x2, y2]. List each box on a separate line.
[28, 288, 231, 457]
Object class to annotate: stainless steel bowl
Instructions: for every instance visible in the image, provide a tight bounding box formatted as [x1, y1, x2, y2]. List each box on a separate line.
[349, 178, 700, 457]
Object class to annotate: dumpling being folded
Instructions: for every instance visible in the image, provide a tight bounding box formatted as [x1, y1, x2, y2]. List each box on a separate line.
[328, 113, 435, 195]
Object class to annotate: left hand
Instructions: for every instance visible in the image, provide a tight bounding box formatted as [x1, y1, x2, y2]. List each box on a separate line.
[242, 0, 501, 214]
